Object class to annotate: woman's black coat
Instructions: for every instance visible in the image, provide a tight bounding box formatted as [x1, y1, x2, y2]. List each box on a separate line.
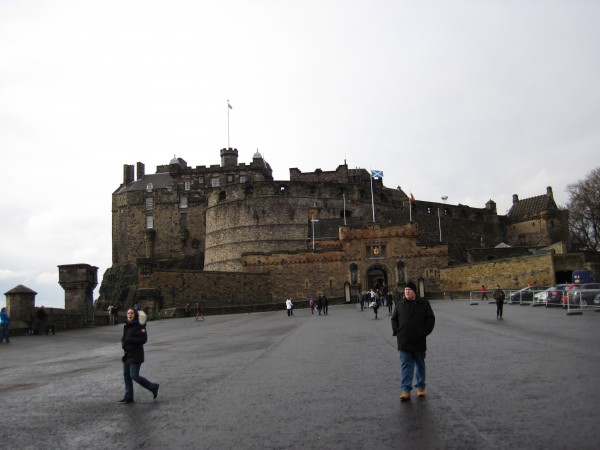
[121, 321, 147, 364]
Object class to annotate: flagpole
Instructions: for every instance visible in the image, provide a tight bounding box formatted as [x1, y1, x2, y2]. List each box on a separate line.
[370, 171, 375, 223]
[227, 100, 230, 148]
[409, 192, 412, 222]
[343, 194, 347, 226]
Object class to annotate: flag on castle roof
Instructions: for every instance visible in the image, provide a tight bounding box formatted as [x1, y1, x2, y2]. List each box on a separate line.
[371, 169, 383, 179]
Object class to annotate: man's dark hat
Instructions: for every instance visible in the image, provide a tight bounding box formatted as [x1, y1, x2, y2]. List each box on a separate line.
[406, 281, 417, 293]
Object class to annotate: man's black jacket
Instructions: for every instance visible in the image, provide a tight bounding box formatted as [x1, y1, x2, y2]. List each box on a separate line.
[391, 298, 435, 352]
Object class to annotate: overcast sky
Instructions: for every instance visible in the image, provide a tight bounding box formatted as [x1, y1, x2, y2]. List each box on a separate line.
[1, 0, 599, 308]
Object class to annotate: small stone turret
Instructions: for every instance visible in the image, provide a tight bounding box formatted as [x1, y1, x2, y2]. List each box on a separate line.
[220, 148, 239, 167]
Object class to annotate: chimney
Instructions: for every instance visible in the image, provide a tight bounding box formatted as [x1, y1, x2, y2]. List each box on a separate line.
[512, 194, 519, 204]
[136, 162, 145, 180]
[546, 186, 553, 199]
[123, 164, 134, 186]
[485, 200, 497, 214]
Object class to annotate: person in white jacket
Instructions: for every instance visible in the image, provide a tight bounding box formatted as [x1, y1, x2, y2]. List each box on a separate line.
[286, 298, 293, 317]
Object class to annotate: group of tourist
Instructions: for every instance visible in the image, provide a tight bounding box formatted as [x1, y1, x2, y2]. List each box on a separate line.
[307, 294, 329, 316]
[358, 286, 395, 319]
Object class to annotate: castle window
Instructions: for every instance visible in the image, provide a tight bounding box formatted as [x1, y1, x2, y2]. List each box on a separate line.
[146, 183, 153, 192]
[444, 208, 451, 216]
[180, 195, 188, 208]
[146, 216, 154, 229]
[166, 184, 173, 192]
[227, 174, 234, 183]
[240, 175, 246, 183]
[145, 197, 154, 210]
[211, 177, 220, 187]
[184, 181, 191, 191]
[427, 206, 432, 214]
[219, 191, 226, 201]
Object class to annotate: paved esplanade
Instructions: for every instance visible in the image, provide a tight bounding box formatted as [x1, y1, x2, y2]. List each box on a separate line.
[1, 301, 599, 449]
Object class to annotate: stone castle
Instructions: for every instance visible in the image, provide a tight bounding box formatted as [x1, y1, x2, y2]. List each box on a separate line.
[96, 148, 574, 313]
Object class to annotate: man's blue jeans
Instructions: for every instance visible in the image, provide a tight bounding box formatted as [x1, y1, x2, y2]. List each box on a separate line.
[400, 351, 426, 392]
[123, 363, 157, 401]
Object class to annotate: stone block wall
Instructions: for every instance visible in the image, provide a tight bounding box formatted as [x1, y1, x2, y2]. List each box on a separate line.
[440, 253, 555, 291]
[140, 269, 272, 309]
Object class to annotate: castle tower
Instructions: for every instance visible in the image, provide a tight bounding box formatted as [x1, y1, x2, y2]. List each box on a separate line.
[4, 284, 37, 323]
[58, 264, 98, 326]
[220, 148, 238, 167]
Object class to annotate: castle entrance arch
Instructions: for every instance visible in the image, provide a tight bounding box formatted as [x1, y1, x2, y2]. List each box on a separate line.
[367, 265, 388, 290]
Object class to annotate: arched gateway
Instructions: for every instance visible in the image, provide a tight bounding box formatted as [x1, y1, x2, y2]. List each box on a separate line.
[367, 265, 388, 290]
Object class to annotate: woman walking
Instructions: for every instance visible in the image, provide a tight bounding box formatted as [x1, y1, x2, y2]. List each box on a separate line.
[119, 308, 159, 404]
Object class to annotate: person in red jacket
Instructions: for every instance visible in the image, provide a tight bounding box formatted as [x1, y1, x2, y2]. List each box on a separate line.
[391, 281, 436, 402]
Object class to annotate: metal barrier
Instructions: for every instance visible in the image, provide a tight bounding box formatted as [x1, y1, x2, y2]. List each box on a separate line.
[470, 288, 549, 307]
[469, 290, 496, 306]
[566, 287, 600, 316]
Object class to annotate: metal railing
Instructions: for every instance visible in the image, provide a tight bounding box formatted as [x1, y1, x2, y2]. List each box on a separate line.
[566, 287, 600, 316]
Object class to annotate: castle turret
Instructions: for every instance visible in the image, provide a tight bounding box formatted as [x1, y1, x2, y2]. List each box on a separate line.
[220, 148, 238, 167]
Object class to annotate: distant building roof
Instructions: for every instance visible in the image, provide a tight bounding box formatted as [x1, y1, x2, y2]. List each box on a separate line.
[116, 173, 174, 194]
[4, 284, 38, 296]
[507, 187, 557, 221]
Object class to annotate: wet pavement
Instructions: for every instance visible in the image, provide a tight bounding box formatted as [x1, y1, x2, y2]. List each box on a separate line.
[1, 300, 599, 449]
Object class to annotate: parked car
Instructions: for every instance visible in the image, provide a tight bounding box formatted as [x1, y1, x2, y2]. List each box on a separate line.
[508, 286, 550, 304]
[545, 284, 572, 307]
[533, 288, 550, 303]
[568, 283, 600, 307]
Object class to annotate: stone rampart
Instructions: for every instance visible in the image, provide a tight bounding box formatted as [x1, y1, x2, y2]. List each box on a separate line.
[440, 253, 555, 291]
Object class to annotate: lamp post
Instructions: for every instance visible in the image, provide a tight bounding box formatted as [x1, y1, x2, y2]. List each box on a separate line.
[439, 196, 448, 242]
[311, 219, 319, 249]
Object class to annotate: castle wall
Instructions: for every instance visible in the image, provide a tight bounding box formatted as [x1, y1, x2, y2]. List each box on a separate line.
[440, 254, 556, 291]
[203, 181, 405, 271]
[241, 223, 448, 302]
[139, 269, 272, 309]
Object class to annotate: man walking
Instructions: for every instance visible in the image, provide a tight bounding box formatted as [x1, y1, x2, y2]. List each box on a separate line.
[391, 281, 435, 402]
[493, 285, 505, 319]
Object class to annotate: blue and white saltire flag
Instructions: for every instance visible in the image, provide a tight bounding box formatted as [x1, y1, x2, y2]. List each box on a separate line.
[371, 169, 384, 179]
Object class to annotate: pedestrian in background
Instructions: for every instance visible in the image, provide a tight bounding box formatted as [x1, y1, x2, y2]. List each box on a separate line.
[481, 285, 488, 301]
[493, 285, 505, 320]
[391, 281, 436, 402]
[286, 298, 294, 316]
[45, 308, 56, 335]
[195, 303, 205, 321]
[119, 308, 159, 404]
[34, 306, 47, 335]
[309, 298, 315, 314]
[0, 307, 10, 343]
[321, 294, 328, 315]
[387, 291, 394, 315]
[316, 296, 323, 315]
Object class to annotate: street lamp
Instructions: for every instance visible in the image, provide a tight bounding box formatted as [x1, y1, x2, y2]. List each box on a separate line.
[311, 219, 319, 249]
[439, 196, 448, 242]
